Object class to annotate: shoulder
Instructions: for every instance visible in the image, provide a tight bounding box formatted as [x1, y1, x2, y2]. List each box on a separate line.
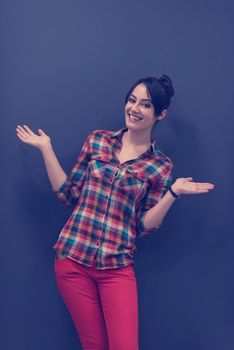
[144, 143, 174, 184]
[150, 139, 173, 168]
[87, 129, 118, 145]
[154, 147, 173, 168]
[90, 129, 113, 138]
[85, 129, 116, 153]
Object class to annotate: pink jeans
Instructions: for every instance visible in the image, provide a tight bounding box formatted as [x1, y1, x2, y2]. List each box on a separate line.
[54, 254, 139, 350]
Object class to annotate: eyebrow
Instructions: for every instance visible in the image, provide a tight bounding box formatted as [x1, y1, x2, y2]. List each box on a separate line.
[130, 94, 152, 103]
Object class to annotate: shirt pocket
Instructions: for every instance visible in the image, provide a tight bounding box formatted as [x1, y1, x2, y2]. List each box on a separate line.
[116, 168, 148, 198]
[88, 154, 114, 183]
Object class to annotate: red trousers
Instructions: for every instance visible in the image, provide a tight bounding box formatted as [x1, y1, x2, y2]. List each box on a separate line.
[54, 254, 139, 350]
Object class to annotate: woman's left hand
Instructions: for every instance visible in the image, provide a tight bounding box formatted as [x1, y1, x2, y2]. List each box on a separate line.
[171, 177, 215, 196]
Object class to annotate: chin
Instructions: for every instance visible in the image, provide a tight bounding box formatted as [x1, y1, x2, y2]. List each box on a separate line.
[125, 117, 143, 129]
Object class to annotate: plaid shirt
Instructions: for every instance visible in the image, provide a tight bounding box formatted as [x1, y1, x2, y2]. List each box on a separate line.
[52, 127, 173, 269]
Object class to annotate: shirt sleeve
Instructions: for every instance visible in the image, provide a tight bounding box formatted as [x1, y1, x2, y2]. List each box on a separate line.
[51, 131, 94, 207]
[136, 161, 174, 238]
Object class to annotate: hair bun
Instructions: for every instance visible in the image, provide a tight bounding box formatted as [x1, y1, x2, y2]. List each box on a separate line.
[158, 74, 175, 98]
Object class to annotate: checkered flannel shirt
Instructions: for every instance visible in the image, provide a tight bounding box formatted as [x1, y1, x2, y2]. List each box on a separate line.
[52, 127, 173, 269]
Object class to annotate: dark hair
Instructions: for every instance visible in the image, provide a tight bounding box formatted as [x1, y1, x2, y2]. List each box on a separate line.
[125, 75, 175, 116]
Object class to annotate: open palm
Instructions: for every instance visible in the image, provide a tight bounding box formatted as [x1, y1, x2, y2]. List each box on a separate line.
[173, 177, 214, 195]
[16, 124, 51, 150]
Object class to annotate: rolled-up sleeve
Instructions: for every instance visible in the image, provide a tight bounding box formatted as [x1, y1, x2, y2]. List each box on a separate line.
[136, 162, 174, 238]
[52, 131, 94, 207]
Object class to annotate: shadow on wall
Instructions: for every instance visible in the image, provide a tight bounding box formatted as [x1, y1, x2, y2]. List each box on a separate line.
[137, 112, 216, 272]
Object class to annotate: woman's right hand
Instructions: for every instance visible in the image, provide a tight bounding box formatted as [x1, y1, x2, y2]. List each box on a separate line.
[16, 124, 51, 150]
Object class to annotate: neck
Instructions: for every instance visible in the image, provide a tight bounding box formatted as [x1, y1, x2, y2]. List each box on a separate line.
[123, 127, 152, 147]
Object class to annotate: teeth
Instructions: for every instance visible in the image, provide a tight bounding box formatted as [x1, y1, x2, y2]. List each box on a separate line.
[129, 114, 142, 121]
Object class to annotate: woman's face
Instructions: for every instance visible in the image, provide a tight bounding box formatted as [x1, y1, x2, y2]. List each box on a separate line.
[125, 83, 157, 132]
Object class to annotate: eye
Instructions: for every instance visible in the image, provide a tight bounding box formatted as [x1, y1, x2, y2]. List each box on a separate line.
[128, 96, 136, 104]
[142, 102, 152, 108]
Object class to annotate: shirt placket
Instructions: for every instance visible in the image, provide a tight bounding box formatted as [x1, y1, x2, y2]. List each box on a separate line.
[93, 161, 123, 266]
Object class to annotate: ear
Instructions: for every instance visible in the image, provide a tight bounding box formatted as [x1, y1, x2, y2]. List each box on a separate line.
[157, 109, 167, 121]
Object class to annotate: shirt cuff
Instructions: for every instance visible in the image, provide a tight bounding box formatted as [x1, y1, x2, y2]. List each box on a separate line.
[51, 177, 71, 200]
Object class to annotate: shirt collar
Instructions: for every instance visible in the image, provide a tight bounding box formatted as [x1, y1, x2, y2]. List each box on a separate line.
[110, 127, 157, 154]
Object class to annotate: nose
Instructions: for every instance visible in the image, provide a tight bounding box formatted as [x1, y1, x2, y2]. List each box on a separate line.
[130, 102, 140, 113]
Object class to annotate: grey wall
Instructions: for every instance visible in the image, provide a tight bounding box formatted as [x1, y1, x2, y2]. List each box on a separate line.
[1, 0, 234, 349]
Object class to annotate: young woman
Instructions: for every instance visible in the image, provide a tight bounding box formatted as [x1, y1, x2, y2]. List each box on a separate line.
[16, 75, 214, 350]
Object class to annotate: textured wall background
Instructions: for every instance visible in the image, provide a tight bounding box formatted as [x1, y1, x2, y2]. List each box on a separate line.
[1, 0, 233, 349]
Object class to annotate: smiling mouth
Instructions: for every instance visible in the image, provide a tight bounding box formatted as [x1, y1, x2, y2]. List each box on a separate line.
[128, 114, 143, 121]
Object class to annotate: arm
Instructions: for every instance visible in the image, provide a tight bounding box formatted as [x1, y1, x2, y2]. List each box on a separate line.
[16, 124, 94, 207]
[136, 164, 173, 237]
[142, 186, 177, 231]
[138, 174, 215, 237]
[40, 144, 67, 192]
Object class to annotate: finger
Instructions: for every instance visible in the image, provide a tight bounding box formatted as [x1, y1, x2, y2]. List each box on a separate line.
[38, 128, 45, 135]
[184, 178, 193, 182]
[197, 184, 215, 189]
[16, 128, 29, 138]
[196, 182, 214, 186]
[195, 190, 210, 194]
[16, 132, 30, 143]
[23, 124, 34, 136]
[16, 125, 28, 134]
[195, 186, 214, 193]
[16, 125, 31, 137]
